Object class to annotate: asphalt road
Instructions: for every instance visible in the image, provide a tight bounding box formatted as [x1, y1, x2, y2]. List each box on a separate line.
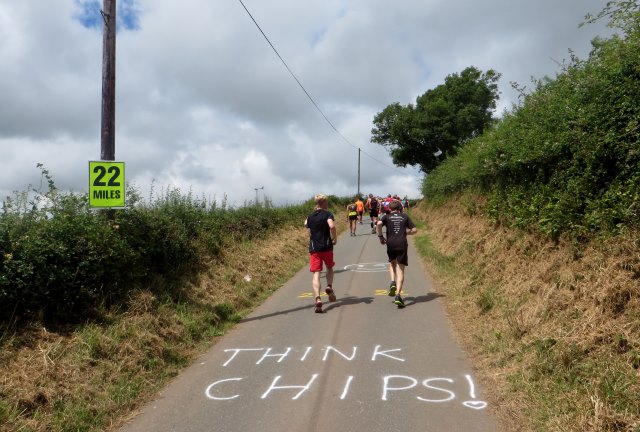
[119, 223, 499, 432]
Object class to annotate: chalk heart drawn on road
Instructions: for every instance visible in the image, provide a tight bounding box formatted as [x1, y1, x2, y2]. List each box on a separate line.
[343, 262, 389, 273]
[204, 345, 487, 410]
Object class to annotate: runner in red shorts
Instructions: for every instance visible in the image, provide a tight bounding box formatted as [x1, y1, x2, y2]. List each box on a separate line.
[304, 194, 338, 313]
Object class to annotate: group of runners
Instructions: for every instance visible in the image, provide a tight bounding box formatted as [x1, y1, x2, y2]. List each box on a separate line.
[304, 193, 416, 313]
[347, 194, 411, 236]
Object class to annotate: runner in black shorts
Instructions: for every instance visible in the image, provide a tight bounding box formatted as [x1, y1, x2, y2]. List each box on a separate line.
[366, 194, 379, 234]
[377, 199, 417, 308]
[346, 198, 358, 236]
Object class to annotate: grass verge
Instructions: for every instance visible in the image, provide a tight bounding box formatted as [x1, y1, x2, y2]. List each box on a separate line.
[0, 224, 314, 432]
[411, 196, 640, 432]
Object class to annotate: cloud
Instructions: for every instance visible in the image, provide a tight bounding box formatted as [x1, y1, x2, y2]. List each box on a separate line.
[74, 0, 141, 31]
[0, 0, 613, 206]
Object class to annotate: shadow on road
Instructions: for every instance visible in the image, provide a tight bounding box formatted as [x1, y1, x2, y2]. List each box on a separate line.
[239, 296, 375, 322]
[239, 303, 314, 323]
[402, 292, 445, 307]
[352, 232, 374, 237]
[322, 296, 375, 313]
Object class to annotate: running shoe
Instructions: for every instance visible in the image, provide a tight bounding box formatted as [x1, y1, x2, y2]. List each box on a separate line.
[371, 228, 376, 234]
[394, 295, 405, 308]
[314, 298, 323, 313]
[325, 287, 337, 302]
[388, 281, 397, 297]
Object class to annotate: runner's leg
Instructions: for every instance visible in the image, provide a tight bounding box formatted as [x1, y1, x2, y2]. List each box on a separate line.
[396, 264, 406, 295]
[325, 265, 336, 301]
[312, 271, 322, 299]
[388, 259, 397, 284]
[326, 265, 334, 288]
[387, 259, 398, 296]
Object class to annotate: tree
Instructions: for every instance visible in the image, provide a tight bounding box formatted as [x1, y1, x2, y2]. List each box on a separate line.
[371, 66, 501, 173]
[582, 0, 640, 35]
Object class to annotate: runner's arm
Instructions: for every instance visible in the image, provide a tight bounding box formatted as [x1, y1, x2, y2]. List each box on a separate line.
[376, 220, 386, 244]
[406, 217, 417, 235]
[328, 218, 337, 244]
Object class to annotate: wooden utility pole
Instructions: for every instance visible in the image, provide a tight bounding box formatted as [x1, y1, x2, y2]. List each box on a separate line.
[101, 0, 116, 161]
[357, 148, 361, 197]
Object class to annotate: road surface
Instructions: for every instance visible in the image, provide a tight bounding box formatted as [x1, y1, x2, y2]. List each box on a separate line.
[119, 225, 498, 432]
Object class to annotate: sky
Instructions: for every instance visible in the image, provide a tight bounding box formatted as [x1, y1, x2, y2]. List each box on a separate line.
[0, 0, 614, 207]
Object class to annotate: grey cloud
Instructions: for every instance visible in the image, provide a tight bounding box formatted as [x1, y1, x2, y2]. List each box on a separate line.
[0, 0, 614, 206]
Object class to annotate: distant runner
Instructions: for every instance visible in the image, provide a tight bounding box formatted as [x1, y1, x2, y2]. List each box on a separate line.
[377, 199, 417, 308]
[355, 196, 365, 224]
[346, 198, 358, 236]
[304, 194, 338, 313]
[382, 194, 393, 215]
[365, 193, 380, 234]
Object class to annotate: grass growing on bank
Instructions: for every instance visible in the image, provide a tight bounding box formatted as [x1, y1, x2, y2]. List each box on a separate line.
[0, 231, 309, 432]
[415, 9, 640, 428]
[0, 175, 350, 431]
[412, 198, 640, 431]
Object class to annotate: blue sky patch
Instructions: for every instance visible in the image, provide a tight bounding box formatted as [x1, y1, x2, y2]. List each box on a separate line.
[74, 0, 141, 31]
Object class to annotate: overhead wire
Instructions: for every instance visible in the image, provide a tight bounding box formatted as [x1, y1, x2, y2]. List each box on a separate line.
[235, 0, 407, 174]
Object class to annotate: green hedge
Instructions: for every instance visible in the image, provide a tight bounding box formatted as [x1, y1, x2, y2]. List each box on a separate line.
[423, 13, 640, 239]
[0, 178, 315, 325]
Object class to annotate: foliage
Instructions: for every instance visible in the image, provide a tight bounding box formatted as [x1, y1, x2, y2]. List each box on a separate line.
[0, 169, 311, 325]
[0, 221, 312, 432]
[371, 66, 501, 173]
[422, 10, 640, 239]
[582, 0, 640, 35]
[413, 201, 640, 430]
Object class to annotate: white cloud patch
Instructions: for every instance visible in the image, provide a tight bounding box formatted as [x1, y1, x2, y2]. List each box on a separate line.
[0, 0, 613, 205]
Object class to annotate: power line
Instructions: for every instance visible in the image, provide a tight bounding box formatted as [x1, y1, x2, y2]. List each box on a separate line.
[235, 0, 404, 174]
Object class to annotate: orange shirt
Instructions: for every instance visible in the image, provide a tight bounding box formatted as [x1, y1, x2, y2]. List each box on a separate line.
[356, 200, 364, 212]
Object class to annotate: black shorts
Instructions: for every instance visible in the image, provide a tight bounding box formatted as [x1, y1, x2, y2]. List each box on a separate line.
[387, 248, 408, 266]
[369, 211, 379, 218]
[348, 215, 358, 221]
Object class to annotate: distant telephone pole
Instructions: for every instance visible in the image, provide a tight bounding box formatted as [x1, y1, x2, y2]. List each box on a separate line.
[101, 0, 116, 161]
[357, 148, 361, 197]
[254, 186, 264, 205]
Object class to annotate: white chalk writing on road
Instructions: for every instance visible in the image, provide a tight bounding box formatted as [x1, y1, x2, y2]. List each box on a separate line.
[206, 345, 487, 409]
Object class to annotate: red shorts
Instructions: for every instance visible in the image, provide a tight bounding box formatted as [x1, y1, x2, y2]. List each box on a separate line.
[309, 250, 335, 272]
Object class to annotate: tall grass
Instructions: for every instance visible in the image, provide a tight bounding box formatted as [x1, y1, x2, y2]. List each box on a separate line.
[0, 169, 327, 326]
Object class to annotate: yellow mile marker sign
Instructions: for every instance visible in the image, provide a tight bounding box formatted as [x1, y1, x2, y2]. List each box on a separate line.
[89, 161, 125, 208]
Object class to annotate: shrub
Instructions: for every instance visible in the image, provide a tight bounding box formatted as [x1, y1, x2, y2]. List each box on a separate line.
[423, 12, 640, 239]
[0, 170, 312, 325]
[1, 190, 137, 322]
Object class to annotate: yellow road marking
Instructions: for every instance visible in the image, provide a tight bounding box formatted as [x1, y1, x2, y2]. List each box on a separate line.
[298, 290, 408, 298]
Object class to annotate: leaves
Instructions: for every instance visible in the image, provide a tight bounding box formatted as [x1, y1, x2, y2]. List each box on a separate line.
[0, 171, 311, 325]
[423, 13, 640, 240]
[372, 66, 501, 172]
